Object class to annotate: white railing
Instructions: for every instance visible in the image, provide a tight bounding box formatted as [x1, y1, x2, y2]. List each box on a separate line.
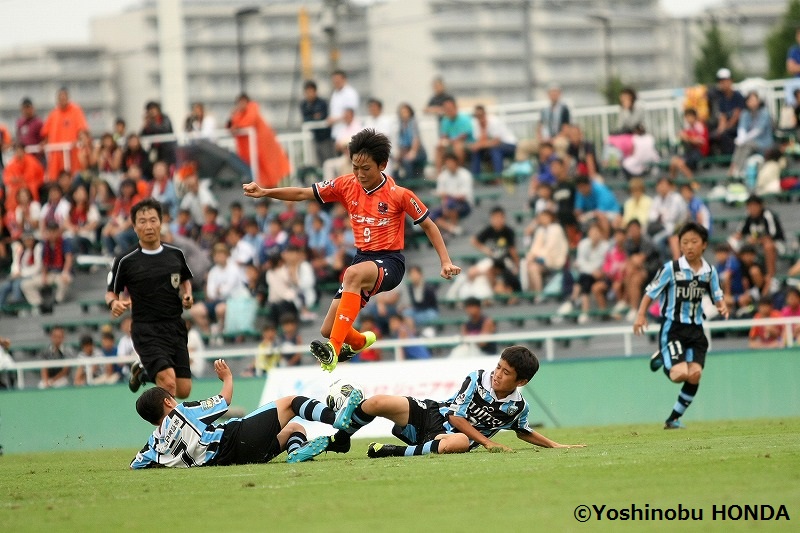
[6, 315, 799, 390]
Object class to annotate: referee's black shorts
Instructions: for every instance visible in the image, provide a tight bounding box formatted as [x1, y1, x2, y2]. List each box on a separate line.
[131, 319, 191, 380]
[391, 397, 448, 445]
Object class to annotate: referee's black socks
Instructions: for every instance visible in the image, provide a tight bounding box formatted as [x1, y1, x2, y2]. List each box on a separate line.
[668, 382, 699, 421]
[291, 396, 336, 425]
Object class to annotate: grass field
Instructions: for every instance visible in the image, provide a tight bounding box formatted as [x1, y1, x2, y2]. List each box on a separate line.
[3, 418, 799, 532]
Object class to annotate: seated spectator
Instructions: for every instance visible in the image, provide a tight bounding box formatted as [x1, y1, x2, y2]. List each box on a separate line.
[388, 314, 431, 360]
[730, 195, 785, 296]
[781, 287, 800, 344]
[264, 246, 316, 325]
[622, 125, 660, 179]
[621, 177, 652, 229]
[447, 206, 519, 302]
[172, 207, 198, 240]
[38, 325, 73, 389]
[566, 125, 598, 178]
[39, 183, 70, 232]
[197, 206, 225, 251]
[21, 221, 73, 309]
[523, 209, 568, 299]
[362, 98, 394, 141]
[259, 218, 288, 265]
[278, 313, 303, 366]
[533, 141, 557, 186]
[672, 182, 712, 258]
[227, 201, 246, 233]
[225, 226, 256, 273]
[430, 153, 474, 236]
[714, 243, 748, 314]
[594, 228, 628, 319]
[3, 143, 44, 213]
[73, 334, 103, 387]
[98, 330, 121, 385]
[246, 322, 281, 377]
[254, 198, 274, 233]
[468, 104, 517, 176]
[0, 209, 11, 275]
[753, 147, 784, 196]
[461, 297, 496, 355]
[0, 232, 40, 308]
[94, 132, 122, 184]
[63, 184, 100, 255]
[395, 103, 426, 179]
[557, 222, 610, 324]
[669, 108, 710, 182]
[6, 187, 40, 240]
[101, 178, 140, 255]
[121, 133, 153, 180]
[400, 265, 439, 327]
[647, 177, 687, 260]
[574, 175, 620, 239]
[708, 68, 744, 156]
[748, 299, 784, 349]
[738, 244, 778, 308]
[618, 219, 661, 322]
[190, 243, 245, 335]
[178, 171, 216, 226]
[615, 87, 646, 134]
[286, 218, 308, 250]
[434, 96, 473, 174]
[148, 161, 178, 218]
[729, 92, 773, 178]
[539, 83, 571, 142]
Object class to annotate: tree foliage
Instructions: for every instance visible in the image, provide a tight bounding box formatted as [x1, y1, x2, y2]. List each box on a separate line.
[765, 0, 800, 79]
[694, 19, 741, 84]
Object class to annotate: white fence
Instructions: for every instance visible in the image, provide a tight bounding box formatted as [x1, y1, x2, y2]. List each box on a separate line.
[5, 315, 799, 390]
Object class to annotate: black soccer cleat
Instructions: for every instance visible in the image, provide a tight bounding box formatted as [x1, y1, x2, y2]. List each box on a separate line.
[310, 340, 338, 371]
[367, 442, 398, 458]
[327, 434, 351, 454]
[649, 350, 664, 372]
[128, 361, 145, 393]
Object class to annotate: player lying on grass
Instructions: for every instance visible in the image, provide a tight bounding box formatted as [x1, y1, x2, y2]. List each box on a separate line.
[288, 345, 584, 462]
[243, 128, 460, 372]
[131, 359, 347, 469]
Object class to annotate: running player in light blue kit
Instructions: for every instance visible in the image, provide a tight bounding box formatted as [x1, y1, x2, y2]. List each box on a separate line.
[287, 345, 584, 461]
[633, 221, 729, 429]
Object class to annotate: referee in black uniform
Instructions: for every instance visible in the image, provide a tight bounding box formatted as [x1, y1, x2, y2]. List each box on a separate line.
[105, 198, 194, 398]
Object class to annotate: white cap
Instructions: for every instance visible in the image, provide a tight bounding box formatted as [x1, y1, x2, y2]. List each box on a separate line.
[716, 67, 732, 80]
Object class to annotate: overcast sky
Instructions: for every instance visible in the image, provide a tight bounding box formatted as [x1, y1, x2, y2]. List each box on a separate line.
[0, 0, 725, 51]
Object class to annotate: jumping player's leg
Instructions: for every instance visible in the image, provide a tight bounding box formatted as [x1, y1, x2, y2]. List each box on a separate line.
[151, 367, 192, 399]
[328, 261, 379, 355]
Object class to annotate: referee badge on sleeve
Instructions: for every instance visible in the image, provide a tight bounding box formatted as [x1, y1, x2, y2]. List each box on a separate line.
[170, 273, 180, 289]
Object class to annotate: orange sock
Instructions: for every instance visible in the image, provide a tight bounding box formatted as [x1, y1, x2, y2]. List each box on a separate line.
[344, 328, 366, 351]
[329, 291, 361, 355]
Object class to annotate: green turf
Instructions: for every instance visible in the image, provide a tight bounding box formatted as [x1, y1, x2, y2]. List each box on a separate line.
[2, 418, 799, 532]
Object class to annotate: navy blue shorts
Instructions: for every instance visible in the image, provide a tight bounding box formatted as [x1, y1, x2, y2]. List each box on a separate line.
[334, 250, 405, 307]
[658, 321, 708, 375]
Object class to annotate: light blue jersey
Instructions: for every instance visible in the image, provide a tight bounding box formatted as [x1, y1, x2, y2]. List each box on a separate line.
[131, 395, 229, 469]
[440, 370, 532, 449]
[645, 256, 723, 326]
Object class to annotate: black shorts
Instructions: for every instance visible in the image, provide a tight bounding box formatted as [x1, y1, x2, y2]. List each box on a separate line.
[577, 273, 597, 295]
[658, 321, 708, 374]
[131, 319, 191, 380]
[391, 397, 447, 445]
[334, 250, 405, 307]
[210, 402, 282, 466]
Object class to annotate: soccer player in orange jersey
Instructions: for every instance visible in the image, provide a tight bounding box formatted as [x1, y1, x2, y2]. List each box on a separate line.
[244, 129, 460, 371]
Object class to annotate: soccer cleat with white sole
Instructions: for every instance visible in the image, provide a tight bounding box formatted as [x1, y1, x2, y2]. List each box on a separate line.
[286, 435, 329, 463]
[333, 388, 364, 430]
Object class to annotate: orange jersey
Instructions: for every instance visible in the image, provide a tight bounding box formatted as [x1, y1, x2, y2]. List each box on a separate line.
[312, 173, 429, 251]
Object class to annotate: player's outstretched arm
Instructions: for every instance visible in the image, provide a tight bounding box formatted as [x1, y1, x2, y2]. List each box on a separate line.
[633, 294, 653, 335]
[214, 359, 233, 405]
[447, 414, 512, 452]
[242, 182, 316, 202]
[418, 218, 461, 280]
[517, 430, 586, 449]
